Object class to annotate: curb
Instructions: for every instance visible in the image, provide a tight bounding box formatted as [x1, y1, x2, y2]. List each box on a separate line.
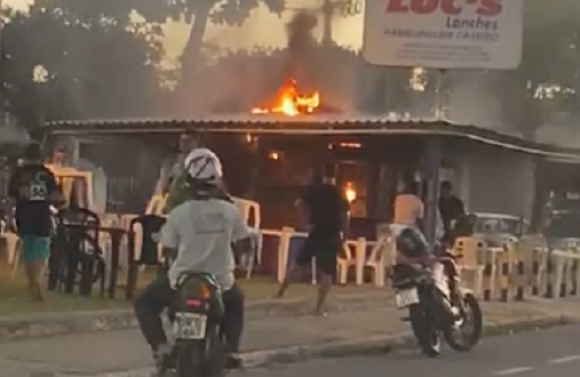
[75, 315, 577, 377]
[0, 293, 390, 343]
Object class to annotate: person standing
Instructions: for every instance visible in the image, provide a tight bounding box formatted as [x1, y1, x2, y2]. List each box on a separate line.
[163, 131, 228, 213]
[438, 181, 466, 247]
[274, 163, 349, 316]
[392, 176, 425, 237]
[155, 131, 200, 196]
[7, 143, 63, 301]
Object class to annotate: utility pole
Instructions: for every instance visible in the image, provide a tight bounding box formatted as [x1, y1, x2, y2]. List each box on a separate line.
[321, 0, 333, 47]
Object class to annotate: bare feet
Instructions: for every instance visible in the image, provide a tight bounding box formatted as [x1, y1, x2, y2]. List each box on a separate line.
[312, 308, 328, 317]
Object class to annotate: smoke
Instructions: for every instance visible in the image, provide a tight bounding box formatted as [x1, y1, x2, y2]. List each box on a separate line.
[285, 12, 318, 83]
[447, 71, 504, 131]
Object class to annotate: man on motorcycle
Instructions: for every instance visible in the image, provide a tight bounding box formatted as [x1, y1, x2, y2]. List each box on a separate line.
[392, 176, 450, 300]
[134, 148, 251, 370]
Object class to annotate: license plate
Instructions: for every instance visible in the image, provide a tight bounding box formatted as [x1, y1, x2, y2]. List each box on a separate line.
[173, 312, 207, 340]
[395, 288, 420, 308]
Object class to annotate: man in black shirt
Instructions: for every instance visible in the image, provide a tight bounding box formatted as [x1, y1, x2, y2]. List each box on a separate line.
[8, 143, 62, 301]
[274, 164, 349, 315]
[438, 181, 466, 247]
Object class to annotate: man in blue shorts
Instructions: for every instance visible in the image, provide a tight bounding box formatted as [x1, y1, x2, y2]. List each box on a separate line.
[8, 143, 62, 301]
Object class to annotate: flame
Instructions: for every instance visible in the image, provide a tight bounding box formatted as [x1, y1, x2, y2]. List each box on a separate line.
[252, 78, 320, 116]
[345, 182, 357, 203]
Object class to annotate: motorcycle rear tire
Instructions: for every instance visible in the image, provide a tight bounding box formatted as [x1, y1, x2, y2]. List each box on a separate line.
[443, 293, 483, 352]
[175, 340, 205, 377]
[409, 304, 441, 357]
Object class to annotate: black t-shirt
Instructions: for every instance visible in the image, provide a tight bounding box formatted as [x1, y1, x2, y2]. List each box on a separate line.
[8, 164, 58, 237]
[301, 183, 348, 236]
[438, 195, 465, 232]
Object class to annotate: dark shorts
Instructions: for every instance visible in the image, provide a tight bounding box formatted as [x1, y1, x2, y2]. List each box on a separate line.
[295, 232, 341, 277]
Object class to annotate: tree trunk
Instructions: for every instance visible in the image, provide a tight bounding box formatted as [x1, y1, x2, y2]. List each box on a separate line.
[177, 2, 213, 99]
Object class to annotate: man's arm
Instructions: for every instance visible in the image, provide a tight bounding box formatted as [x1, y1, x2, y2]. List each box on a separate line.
[231, 211, 252, 257]
[160, 212, 180, 262]
[45, 170, 65, 208]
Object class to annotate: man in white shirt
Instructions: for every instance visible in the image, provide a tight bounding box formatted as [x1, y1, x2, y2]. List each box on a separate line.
[392, 177, 425, 240]
[134, 148, 251, 370]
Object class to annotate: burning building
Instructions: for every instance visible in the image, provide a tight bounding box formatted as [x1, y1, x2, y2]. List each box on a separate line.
[40, 13, 580, 241]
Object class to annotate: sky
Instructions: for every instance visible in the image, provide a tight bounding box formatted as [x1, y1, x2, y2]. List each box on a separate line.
[5, 0, 364, 68]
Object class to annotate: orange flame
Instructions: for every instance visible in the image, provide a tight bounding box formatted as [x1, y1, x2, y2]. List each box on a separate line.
[252, 78, 320, 116]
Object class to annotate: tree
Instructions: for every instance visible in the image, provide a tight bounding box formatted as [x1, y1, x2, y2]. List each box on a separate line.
[493, 0, 580, 139]
[132, 0, 286, 94]
[1, 0, 165, 132]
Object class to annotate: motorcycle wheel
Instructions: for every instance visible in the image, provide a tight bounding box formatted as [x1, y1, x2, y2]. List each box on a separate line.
[443, 293, 483, 352]
[409, 304, 441, 357]
[175, 340, 205, 377]
[204, 326, 230, 377]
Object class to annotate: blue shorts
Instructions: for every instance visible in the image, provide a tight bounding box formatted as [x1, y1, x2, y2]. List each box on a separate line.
[21, 236, 51, 263]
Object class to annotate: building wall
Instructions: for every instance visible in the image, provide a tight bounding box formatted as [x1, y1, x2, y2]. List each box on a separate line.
[463, 143, 536, 222]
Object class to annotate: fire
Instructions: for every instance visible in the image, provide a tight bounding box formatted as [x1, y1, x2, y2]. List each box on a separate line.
[252, 78, 320, 116]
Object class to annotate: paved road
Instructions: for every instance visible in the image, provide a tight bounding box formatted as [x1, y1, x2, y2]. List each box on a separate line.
[235, 325, 580, 377]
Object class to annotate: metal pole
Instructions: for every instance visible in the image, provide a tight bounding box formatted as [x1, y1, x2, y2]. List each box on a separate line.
[424, 137, 442, 247]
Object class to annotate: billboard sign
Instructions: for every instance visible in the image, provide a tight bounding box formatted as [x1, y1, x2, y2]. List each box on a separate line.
[362, 0, 524, 69]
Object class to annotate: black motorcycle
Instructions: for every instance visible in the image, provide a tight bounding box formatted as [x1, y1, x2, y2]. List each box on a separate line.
[392, 228, 482, 357]
[159, 273, 230, 377]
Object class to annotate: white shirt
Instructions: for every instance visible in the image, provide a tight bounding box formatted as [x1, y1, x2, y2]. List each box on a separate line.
[393, 193, 424, 226]
[160, 198, 250, 290]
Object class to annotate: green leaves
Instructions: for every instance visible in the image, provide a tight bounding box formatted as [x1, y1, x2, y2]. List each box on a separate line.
[1, 0, 165, 128]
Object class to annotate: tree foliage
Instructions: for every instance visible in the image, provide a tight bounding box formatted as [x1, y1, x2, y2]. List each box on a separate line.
[131, 0, 285, 99]
[494, 0, 580, 139]
[1, 0, 165, 132]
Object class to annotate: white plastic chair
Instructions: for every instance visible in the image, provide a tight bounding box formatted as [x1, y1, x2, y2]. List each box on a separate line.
[453, 237, 486, 297]
[365, 237, 390, 287]
[1, 219, 21, 277]
[233, 197, 261, 228]
[233, 197, 262, 267]
[337, 240, 357, 284]
[46, 165, 95, 211]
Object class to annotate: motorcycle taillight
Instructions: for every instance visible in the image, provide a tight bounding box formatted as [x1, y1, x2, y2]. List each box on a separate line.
[185, 298, 202, 307]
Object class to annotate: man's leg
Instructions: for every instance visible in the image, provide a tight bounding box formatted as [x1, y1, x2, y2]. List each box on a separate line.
[21, 236, 48, 301]
[274, 237, 314, 298]
[221, 284, 244, 353]
[31, 238, 50, 301]
[313, 235, 340, 316]
[134, 275, 175, 354]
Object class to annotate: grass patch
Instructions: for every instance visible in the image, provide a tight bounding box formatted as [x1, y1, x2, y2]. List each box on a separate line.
[0, 261, 381, 317]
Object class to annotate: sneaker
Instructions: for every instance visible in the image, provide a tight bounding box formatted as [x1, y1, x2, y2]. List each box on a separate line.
[225, 353, 243, 369]
[154, 343, 173, 372]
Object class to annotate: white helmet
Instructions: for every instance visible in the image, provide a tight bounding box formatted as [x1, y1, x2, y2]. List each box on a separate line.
[184, 148, 223, 184]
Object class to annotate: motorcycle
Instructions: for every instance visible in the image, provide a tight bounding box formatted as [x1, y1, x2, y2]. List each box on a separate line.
[392, 229, 483, 357]
[159, 273, 230, 377]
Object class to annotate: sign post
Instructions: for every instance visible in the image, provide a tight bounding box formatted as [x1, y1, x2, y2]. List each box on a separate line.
[363, 0, 524, 70]
[362, 0, 525, 246]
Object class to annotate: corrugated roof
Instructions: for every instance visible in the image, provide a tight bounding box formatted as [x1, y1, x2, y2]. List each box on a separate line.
[46, 114, 439, 127]
[44, 115, 580, 162]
